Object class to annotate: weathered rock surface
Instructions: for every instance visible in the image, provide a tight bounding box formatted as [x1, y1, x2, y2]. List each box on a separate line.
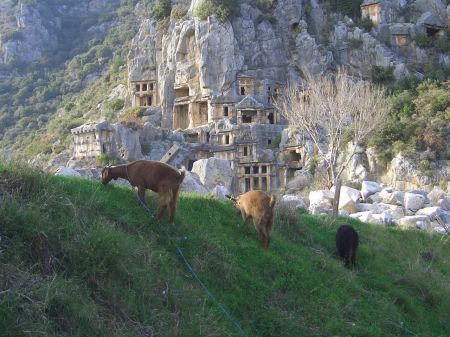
[55, 167, 82, 177]
[404, 192, 426, 212]
[309, 190, 334, 209]
[398, 215, 431, 229]
[212, 185, 230, 199]
[361, 181, 382, 200]
[279, 194, 307, 210]
[180, 171, 209, 195]
[192, 158, 233, 191]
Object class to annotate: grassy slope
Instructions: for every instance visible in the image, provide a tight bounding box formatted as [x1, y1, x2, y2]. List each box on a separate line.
[0, 162, 449, 337]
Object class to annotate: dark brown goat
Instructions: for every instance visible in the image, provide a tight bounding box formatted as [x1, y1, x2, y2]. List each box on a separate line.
[102, 160, 185, 222]
[226, 190, 276, 249]
[336, 224, 359, 268]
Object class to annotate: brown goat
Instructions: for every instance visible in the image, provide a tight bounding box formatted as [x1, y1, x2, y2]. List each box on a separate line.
[101, 160, 185, 223]
[226, 190, 276, 249]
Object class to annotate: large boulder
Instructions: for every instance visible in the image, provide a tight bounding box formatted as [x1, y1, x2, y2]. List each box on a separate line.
[310, 206, 333, 215]
[416, 207, 445, 219]
[404, 192, 426, 212]
[437, 197, 450, 212]
[55, 167, 81, 177]
[372, 211, 394, 225]
[350, 211, 378, 224]
[309, 190, 334, 208]
[427, 186, 446, 205]
[192, 158, 233, 191]
[335, 186, 361, 214]
[379, 189, 404, 206]
[285, 171, 313, 192]
[112, 124, 143, 161]
[339, 196, 359, 214]
[361, 181, 382, 200]
[212, 185, 230, 199]
[180, 171, 209, 195]
[397, 215, 430, 229]
[280, 194, 307, 210]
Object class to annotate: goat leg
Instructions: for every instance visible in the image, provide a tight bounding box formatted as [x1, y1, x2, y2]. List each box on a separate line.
[138, 186, 147, 207]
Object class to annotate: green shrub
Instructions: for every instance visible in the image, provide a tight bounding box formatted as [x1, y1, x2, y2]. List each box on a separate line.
[360, 16, 373, 32]
[329, 0, 363, 20]
[64, 102, 76, 112]
[141, 143, 152, 155]
[414, 33, 433, 48]
[348, 38, 363, 49]
[370, 66, 395, 84]
[251, 0, 272, 11]
[195, 0, 240, 22]
[110, 55, 126, 74]
[151, 0, 172, 21]
[97, 153, 116, 165]
[434, 27, 450, 54]
[171, 6, 188, 20]
[271, 134, 281, 148]
[104, 98, 125, 112]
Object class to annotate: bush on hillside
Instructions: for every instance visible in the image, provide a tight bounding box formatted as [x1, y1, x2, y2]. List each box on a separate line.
[97, 153, 116, 165]
[369, 79, 450, 163]
[195, 0, 240, 22]
[360, 16, 373, 32]
[118, 107, 145, 129]
[171, 6, 188, 20]
[370, 66, 395, 84]
[104, 98, 125, 112]
[151, 0, 172, 21]
[328, 0, 363, 20]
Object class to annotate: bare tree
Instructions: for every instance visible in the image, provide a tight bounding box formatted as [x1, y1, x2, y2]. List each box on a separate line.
[275, 69, 391, 216]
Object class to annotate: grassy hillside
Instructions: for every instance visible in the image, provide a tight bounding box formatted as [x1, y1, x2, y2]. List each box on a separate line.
[0, 162, 449, 337]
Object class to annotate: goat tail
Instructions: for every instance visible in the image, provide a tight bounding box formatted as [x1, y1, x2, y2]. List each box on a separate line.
[269, 195, 276, 209]
[179, 169, 186, 182]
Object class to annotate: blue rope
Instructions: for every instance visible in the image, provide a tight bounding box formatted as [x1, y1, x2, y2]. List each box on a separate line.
[129, 185, 248, 337]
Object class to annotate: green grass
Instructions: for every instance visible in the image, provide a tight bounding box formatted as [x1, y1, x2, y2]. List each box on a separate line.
[0, 161, 449, 336]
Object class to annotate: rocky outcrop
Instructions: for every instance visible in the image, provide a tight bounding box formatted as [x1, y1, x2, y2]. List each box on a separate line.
[307, 180, 450, 234]
[1, 0, 120, 65]
[192, 158, 233, 191]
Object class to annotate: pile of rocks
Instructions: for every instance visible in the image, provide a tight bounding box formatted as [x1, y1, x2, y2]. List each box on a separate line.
[307, 181, 449, 234]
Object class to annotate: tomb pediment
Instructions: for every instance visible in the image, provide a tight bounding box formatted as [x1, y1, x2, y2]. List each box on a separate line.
[236, 95, 265, 110]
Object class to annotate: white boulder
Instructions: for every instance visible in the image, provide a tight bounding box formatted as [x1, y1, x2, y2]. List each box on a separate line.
[280, 194, 307, 210]
[427, 187, 446, 204]
[55, 167, 81, 177]
[437, 197, 450, 212]
[192, 158, 233, 191]
[212, 185, 230, 199]
[379, 190, 404, 206]
[416, 207, 445, 219]
[361, 181, 382, 200]
[180, 171, 209, 195]
[398, 215, 430, 229]
[309, 190, 334, 208]
[404, 192, 426, 212]
[367, 192, 382, 203]
[350, 211, 377, 223]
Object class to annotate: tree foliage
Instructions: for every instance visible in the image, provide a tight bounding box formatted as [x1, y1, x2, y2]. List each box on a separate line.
[369, 78, 450, 164]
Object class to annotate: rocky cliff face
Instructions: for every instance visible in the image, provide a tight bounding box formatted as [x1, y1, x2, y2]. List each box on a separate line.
[128, 0, 449, 127]
[0, 0, 119, 66]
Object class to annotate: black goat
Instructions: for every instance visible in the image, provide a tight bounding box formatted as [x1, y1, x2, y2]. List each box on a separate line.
[336, 224, 359, 268]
